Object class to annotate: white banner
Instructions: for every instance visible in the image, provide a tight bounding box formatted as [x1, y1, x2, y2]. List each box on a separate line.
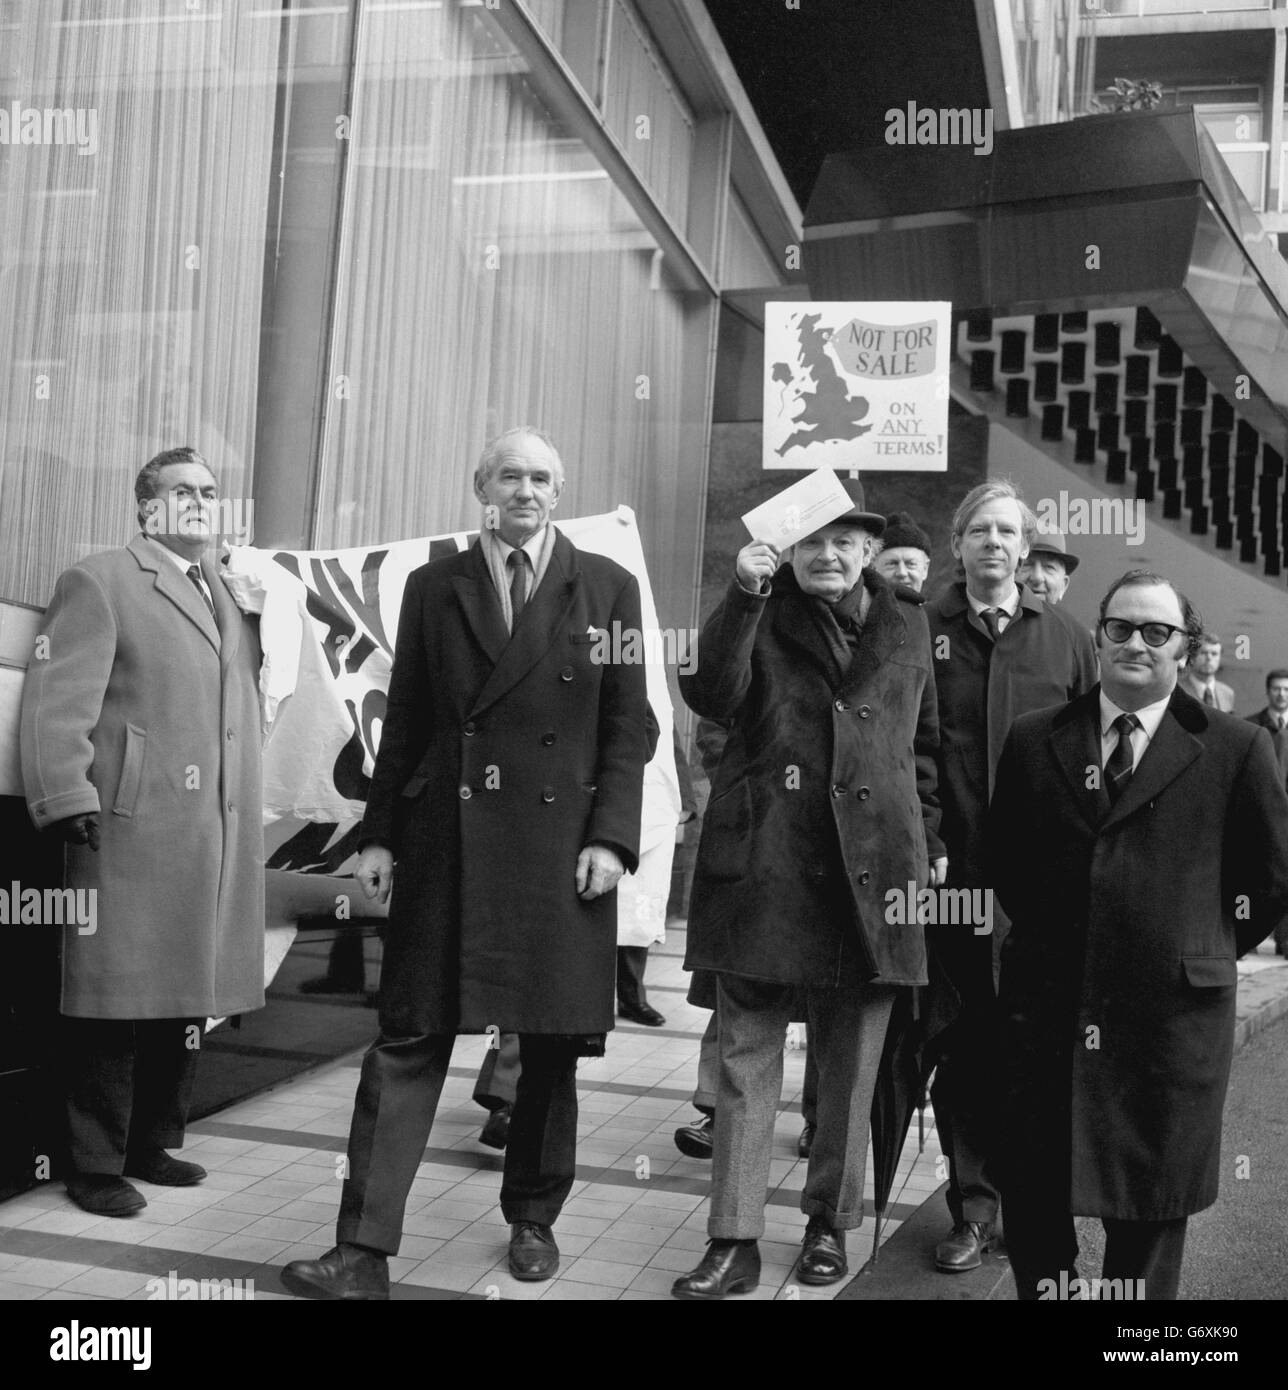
[224, 507, 681, 947]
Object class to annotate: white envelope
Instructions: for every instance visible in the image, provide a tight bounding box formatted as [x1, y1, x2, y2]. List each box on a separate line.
[741, 468, 855, 548]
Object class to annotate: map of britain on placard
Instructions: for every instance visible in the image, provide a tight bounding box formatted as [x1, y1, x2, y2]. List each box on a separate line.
[763, 301, 951, 471]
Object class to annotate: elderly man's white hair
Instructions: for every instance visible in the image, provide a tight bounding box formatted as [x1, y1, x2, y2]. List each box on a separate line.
[475, 426, 565, 489]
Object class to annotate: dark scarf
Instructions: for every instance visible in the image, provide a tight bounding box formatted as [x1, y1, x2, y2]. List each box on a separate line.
[809, 579, 869, 676]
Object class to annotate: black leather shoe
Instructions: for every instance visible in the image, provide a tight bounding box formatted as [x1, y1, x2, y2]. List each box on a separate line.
[123, 1150, 207, 1186]
[618, 1000, 666, 1026]
[66, 1173, 147, 1217]
[674, 1113, 714, 1159]
[797, 1216, 847, 1285]
[282, 1243, 390, 1300]
[934, 1221, 996, 1272]
[479, 1106, 511, 1150]
[797, 1122, 816, 1158]
[672, 1239, 761, 1300]
[508, 1221, 559, 1281]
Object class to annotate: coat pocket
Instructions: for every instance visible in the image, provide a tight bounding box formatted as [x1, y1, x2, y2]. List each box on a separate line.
[1181, 956, 1236, 989]
[112, 724, 147, 817]
[699, 779, 753, 882]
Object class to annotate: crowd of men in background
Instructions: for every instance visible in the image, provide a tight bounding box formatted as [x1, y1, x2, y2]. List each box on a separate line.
[18, 436, 1288, 1303]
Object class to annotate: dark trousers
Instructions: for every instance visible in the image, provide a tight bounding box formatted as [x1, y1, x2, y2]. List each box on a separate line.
[1006, 1198, 1188, 1301]
[338, 1031, 580, 1255]
[930, 1015, 1000, 1225]
[62, 1016, 202, 1175]
[802, 1045, 818, 1127]
[616, 945, 651, 1010]
[472, 1031, 521, 1112]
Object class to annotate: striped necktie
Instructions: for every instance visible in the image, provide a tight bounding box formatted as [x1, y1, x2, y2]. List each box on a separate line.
[1105, 713, 1139, 805]
[186, 564, 216, 621]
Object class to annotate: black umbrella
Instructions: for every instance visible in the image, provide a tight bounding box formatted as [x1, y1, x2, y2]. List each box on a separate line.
[868, 986, 925, 1263]
[868, 954, 963, 1263]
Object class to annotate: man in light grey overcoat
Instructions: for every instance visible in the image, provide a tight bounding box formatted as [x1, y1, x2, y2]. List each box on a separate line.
[20, 446, 265, 1217]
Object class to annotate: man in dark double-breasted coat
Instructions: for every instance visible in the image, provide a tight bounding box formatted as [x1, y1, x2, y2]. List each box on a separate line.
[283, 427, 650, 1299]
[989, 570, 1288, 1300]
[670, 479, 945, 1300]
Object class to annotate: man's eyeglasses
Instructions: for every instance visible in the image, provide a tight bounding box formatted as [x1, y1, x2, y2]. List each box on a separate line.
[1099, 618, 1187, 648]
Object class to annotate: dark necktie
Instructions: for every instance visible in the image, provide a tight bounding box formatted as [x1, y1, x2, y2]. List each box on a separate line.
[507, 550, 528, 629]
[186, 564, 216, 621]
[1202, 684, 1215, 707]
[1105, 713, 1139, 805]
[980, 607, 1003, 642]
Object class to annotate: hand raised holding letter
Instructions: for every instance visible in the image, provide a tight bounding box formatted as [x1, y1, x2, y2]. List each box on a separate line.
[735, 539, 780, 593]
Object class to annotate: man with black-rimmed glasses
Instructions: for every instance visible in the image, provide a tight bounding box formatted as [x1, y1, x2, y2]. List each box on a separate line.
[988, 570, 1288, 1300]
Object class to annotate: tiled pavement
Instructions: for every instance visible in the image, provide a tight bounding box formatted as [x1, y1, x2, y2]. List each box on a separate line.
[4, 934, 1283, 1302]
[0, 922, 945, 1302]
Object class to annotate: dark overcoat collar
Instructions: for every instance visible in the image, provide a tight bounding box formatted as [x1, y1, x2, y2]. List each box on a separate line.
[454, 530, 582, 719]
[1046, 682, 1207, 832]
[939, 578, 1045, 641]
[768, 565, 913, 692]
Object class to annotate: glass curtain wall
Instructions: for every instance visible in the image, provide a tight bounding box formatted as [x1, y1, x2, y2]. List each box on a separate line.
[312, 1, 709, 627]
[0, 0, 281, 604]
[1, 0, 715, 631]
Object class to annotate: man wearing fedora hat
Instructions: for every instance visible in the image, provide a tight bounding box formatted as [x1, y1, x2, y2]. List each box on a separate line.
[1018, 529, 1079, 606]
[672, 477, 945, 1298]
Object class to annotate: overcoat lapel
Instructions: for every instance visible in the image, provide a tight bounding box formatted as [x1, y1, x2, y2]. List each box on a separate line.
[205, 553, 242, 673]
[452, 543, 509, 668]
[467, 530, 581, 720]
[1046, 691, 1108, 832]
[1100, 691, 1204, 832]
[842, 582, 907, 697]
[127, 535, 219, 653]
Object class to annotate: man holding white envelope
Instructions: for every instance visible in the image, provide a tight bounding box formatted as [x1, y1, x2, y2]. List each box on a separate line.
[673, 474, 945, 1299]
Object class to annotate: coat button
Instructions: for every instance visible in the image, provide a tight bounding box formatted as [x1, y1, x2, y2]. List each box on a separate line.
[542, 787, 556, 803]
[463, 721, 476, 736]
[857, 705, 872, 718]
[834, 697, 848, 712]
[226, 800, 234, 813]
[831, 783, 846, 798]
[857, 786, 870, 800]
[458, 786, 472, 800]
[226, 728, 234, 741]
[857, 870, 871, 885]
[541, 732, 556, 746]
[560, 666, 574, 681]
